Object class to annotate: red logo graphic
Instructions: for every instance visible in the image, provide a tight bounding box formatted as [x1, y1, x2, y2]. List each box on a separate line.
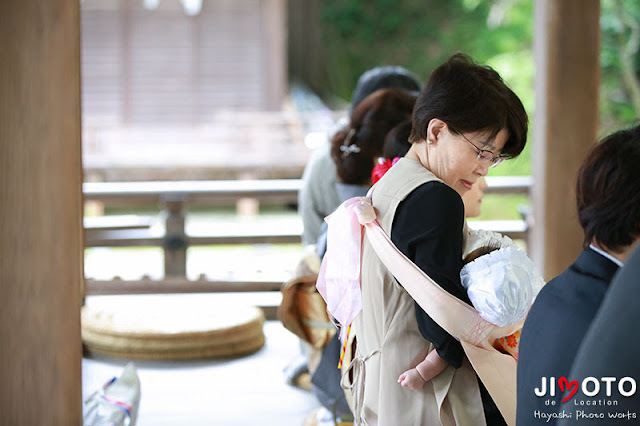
[558, 376, 579, 402]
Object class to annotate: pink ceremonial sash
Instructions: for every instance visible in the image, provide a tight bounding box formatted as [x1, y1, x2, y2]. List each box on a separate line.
[316, 197, 375, 341]
[316, 196, 522, 426]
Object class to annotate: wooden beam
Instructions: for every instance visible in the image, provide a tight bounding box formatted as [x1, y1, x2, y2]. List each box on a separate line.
[81, 176, 527, 206]
[260, 0, 287, 110]
[484, 176, 532, 196]
[82, 179, 303, 205]
[467, 220, 529, 242]
[84, 229, 302, 247]
[532, 0, 600, 280]
[85, 278, 284, 295]
[0, 1, 83, 424]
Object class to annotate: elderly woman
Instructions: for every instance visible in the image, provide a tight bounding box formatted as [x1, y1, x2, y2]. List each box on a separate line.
[350, 53, 528, 425]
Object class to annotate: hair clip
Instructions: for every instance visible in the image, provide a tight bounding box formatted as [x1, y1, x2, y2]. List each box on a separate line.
[340, 128, 360, 158]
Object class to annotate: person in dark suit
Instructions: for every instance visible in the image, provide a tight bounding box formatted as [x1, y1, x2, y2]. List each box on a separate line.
[516, 124, 640, 425]
[556, 243, 640, 425]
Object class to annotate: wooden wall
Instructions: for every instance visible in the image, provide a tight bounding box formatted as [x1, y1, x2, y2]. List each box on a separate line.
[0, 1, 83, 424]
[81, 0, 287, 127]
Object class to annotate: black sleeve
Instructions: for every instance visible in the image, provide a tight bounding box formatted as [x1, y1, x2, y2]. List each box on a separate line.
[391, 181, 470, 368]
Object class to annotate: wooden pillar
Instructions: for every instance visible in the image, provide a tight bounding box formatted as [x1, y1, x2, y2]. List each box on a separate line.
[531, 0, 600, 280]
[0, 2, 83, 425]
[162, 198, 188, 277]
[260, 0, 287, 110]
[287, 0, 326, 95]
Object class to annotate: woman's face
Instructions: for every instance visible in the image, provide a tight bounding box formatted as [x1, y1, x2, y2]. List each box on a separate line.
[462, 176, 488, 218]
[414, 120, 508, 197]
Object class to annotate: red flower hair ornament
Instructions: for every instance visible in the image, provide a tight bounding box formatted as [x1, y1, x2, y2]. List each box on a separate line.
[371, 157, 402, 184]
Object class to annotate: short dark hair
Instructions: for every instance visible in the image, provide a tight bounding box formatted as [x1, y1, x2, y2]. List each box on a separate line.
[382, 119, 412, 159]
[409, 53, 528, 158]
[350, 66, 421, 113]
[576, 124, 640, 252]
[332, 89, 417, 184]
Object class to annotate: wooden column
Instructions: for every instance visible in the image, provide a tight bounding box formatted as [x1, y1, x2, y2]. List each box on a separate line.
[0, 2, 83, 425]
[531, 0, 600, 280]
[260, 0, 287, 110]
[287, 0, 326, 95]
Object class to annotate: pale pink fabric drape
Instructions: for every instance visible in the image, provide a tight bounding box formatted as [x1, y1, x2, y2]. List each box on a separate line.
[316, 197, 375, 341]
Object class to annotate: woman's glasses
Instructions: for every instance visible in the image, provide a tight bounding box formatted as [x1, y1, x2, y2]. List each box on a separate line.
[450, 128, 506, 168]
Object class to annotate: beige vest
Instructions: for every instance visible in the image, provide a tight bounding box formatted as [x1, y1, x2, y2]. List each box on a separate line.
[352, 158, 486, 426]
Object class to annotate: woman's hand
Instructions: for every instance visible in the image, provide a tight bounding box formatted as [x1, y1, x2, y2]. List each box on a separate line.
[397, 369, 425, 391]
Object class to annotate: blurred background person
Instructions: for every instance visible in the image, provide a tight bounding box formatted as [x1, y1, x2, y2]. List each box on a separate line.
[316, 88, 418, 258]
[298, 66, 421, 248]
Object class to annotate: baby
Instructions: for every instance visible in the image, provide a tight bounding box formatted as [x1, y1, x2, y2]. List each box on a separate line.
[398, 231, 544, 390]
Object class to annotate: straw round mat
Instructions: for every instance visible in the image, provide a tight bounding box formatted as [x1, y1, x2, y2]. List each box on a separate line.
[82, 298, 265, 360]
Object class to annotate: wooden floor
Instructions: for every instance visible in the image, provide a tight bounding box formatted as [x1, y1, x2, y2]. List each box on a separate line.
[82, 317, 320, 425]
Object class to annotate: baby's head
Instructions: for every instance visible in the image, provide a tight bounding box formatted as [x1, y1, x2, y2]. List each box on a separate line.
[463, 242, 501, 265]
[461, 244, 545, 327]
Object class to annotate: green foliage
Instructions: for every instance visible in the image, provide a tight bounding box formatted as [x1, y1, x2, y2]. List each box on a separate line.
[319, 0, 533, 105]
[600, 0, 640, 134]
[319, 0, 535, 177]
[313, 0, 640, 178]
[485, 50, 534, 176]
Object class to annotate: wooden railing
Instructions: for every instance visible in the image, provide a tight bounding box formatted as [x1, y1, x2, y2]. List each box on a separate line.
[83, 179, 302, 206]
[84, 176, 533, 299]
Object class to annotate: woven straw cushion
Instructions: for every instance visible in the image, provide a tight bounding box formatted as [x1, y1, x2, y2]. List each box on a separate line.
[82, 298, 265, 360]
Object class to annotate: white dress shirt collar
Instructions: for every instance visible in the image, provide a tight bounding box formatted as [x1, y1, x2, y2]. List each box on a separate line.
[589, 244, 624, 268]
